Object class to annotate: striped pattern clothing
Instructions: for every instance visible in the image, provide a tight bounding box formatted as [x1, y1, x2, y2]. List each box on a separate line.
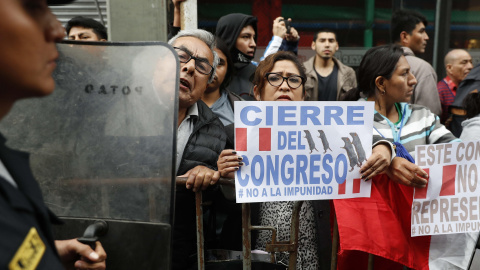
[437, 76, 457, 123]
[372, 102, 460, 159]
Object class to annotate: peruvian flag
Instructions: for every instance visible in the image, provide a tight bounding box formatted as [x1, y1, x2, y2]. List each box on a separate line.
[333, 174, 478, 269]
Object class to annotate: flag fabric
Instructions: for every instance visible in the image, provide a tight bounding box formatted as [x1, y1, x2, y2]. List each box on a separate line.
[333, 174, 478, 270]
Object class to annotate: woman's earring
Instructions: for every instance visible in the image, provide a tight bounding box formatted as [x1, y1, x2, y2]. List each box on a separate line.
[381, 90, 386, 95]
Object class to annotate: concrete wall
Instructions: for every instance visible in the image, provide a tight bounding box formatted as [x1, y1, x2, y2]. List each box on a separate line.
[108, 0, 168, 42]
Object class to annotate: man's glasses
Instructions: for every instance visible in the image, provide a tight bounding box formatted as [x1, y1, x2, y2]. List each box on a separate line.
[265, 73, 305, 89]
[174, 47, 213, 75]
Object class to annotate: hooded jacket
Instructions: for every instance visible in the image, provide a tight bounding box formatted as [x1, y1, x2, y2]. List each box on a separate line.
[216, 14, 258, 100]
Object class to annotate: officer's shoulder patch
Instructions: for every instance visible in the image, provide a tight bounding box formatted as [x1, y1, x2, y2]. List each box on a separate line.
[9, 227, 46, 270]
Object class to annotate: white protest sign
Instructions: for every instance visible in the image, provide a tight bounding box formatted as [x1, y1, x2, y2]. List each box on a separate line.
[412, 141, 480, 236]
[234, 101, 374, 203]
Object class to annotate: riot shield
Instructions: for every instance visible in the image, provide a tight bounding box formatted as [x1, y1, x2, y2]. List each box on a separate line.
[0, 41, 178, 270]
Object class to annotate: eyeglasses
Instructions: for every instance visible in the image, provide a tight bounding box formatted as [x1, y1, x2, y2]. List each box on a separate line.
[174, 47, 214, 75]
[265, 73, 305, 89]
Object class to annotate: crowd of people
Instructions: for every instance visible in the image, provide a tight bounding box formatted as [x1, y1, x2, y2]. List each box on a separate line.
[1, 0, 480, 269]
[166, 6, 478, 270]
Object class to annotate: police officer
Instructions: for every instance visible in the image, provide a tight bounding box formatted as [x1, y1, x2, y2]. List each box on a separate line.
[0, 0, 106, 269]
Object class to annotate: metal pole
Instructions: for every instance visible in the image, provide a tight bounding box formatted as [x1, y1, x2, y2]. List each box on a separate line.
[433, 0, 452, 78]
[195, 191, 205, 270]
[330, 216, 339, 270]
[242, 203, 252, 270]
[364, 0, 375, 48]
[93, 0, 105, 26]
[368, 253, 375, 270]
[288, 201, 304, 269]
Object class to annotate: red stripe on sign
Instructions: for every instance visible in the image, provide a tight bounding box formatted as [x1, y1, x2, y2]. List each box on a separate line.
[338, 181, 346, 195]
[414, 168, 429, 199]
[440, 165, 457, 196]
[259, 128, 271, 151]
[352, 178, 361, 194]
[236, 128, 247, 151]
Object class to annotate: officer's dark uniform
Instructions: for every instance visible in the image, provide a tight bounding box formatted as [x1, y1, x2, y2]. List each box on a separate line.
[0, 134, 64, 269]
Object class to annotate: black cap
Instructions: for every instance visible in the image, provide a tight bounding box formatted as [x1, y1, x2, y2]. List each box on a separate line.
[47, 0, 75, 5]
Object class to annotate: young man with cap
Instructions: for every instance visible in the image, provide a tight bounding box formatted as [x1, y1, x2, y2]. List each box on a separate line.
[0, 0, 106, 269]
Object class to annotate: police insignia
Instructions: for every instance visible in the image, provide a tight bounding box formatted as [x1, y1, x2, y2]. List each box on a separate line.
[9, 228, 46, 270]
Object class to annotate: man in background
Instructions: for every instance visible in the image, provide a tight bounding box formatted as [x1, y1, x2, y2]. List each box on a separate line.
[66, 16, 107, 41]
[391, 9, 442, 116]
[437, 49, 473, 124]
[304, 29, 357, 101]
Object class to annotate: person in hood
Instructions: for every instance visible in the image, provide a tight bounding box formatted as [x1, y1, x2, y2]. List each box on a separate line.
[216, 13, 258, 100]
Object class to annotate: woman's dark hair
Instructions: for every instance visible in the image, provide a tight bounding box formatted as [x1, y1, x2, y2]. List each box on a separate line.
[215, 38, 235, 91]
[463, 91, 480, 119]
[342, 44, 405, 101]
[252, 51, 306, 97]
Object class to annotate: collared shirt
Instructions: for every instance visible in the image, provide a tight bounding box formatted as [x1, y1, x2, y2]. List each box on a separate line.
[437, 76, 457, 123]
[0, 158, 17, 188]
[176, 103, 199, 173]
[210, 91, 234, 126]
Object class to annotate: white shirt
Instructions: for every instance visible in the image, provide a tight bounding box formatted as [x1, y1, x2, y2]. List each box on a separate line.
[176, 103, 199, 173]
[0, 158, 17, 188]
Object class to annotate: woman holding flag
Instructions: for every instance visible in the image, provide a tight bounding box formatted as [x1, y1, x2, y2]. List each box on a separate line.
[337, 44, 472, 269]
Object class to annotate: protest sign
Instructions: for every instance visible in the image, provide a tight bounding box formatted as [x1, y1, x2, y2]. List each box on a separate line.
[234, 101, 374, 203]
[412, 141, 480, 236]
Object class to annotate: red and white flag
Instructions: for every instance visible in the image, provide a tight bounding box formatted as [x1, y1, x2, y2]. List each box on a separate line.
[334, 174, 478, 269]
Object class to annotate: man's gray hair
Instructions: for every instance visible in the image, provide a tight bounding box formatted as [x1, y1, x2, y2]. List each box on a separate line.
[168, 29, 219, 83]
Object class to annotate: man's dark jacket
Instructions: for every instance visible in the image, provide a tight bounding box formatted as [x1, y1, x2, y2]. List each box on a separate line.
[173, 100, 227, 269]
[0, 134, 64, 269]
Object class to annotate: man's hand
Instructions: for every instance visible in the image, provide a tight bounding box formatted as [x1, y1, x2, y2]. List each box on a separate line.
[172, 0, 186, 8]
[172, 0, 187, 27]
[55, 239, 106, 270]
[386, 157, 429, 188]
[272, 17, 287, 39]
[178, 165, 220, 192]
[285, 26, 299, 42]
